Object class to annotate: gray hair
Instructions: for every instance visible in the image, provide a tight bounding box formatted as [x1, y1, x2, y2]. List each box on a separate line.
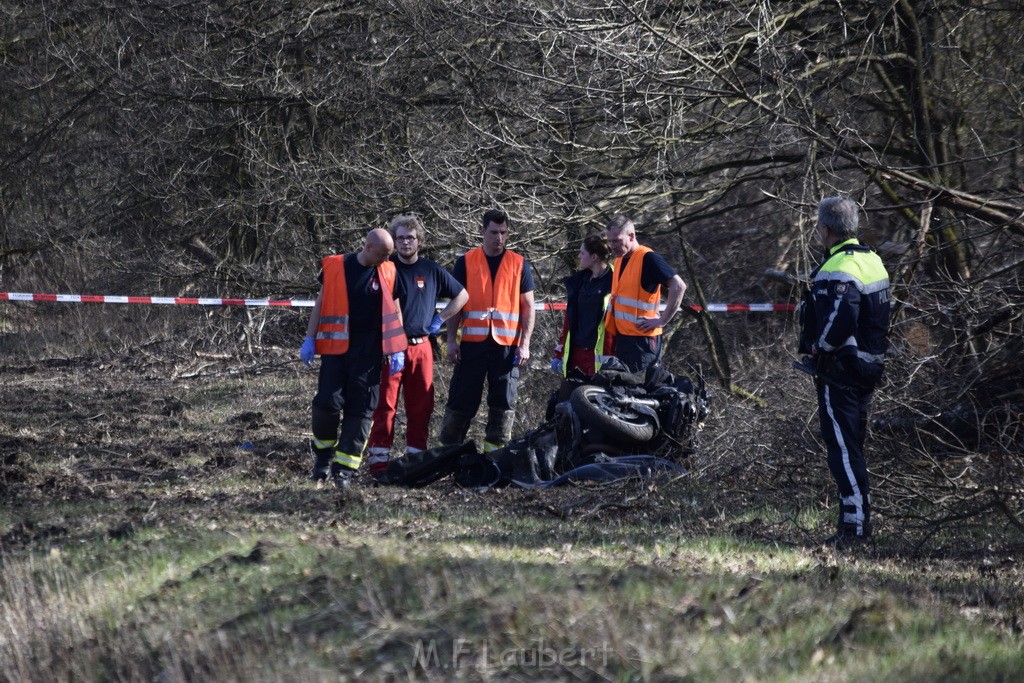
[817, 196, 860, 241]
[606, 215, 634, 234]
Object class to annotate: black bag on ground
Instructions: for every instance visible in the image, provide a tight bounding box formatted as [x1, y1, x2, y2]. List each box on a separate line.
[488, 436, 534, 485]
[487, 427, 560, 486]
[453, 449, 503, 489]
[378, 441, 478, 488]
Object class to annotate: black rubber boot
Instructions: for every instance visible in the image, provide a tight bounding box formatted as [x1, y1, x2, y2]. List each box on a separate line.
[310, 442, 334, 482]
[330, 463, 358, 488]
[439, 409, 473, 447]
[821, 528, 871, 550]
[483, 409, 515, 452]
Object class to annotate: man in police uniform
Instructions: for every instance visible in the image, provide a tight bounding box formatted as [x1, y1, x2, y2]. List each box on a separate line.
[604, 215, 687, 373]
[439, 209, 536, 452]
[300, 228, 407, 485]
[799, 196, 891, 547]
[365, 215, 469, 475]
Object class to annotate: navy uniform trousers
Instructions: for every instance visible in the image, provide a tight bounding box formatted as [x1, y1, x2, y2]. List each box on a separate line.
[816, 378, 872, 536]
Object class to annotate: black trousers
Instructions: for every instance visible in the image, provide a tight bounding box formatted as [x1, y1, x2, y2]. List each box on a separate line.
[311, 343, 384, 456]
[816, 379, 873, 535]
[445, 339, 518, 416]
[613, 334, 662, 373]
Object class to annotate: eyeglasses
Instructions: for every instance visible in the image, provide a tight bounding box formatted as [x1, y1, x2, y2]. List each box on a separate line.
[395, 235, 418, 242]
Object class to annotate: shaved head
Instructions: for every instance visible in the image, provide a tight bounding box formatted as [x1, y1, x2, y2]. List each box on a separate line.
[367, 228, 393, 250]
[359, 227, 395, 267]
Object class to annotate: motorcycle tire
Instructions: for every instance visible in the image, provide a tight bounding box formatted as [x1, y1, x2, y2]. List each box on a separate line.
[569, 385, 657, 445]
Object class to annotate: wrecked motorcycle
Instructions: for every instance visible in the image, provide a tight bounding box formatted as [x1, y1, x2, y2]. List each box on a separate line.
[551, 363, 711, 468]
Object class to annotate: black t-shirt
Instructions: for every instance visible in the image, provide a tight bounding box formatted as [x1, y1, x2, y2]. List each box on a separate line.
[619, 251, 677, 293]
[392, 256, 465, 336]
[318, 253, 405, 342]
[566, 268, 613, 349]
[452, 250, 535, 293]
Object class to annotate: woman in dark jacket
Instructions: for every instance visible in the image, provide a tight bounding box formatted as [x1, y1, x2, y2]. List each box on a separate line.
[551, 234, 614, 376]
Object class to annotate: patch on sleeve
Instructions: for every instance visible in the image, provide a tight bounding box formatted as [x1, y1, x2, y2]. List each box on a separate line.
[834, 283, 848, 295]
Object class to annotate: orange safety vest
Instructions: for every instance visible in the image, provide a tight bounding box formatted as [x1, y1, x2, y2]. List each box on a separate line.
[606, 245, 662, 337]
[315, 255, 408, 355]
[460, 247, 524, 346]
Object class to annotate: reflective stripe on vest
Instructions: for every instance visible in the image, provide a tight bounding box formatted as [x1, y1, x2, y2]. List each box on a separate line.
[461, 248, 524, 346]
[315, 255, 352, 355]
[378, 261, 408, 355]
[607, 245, 661, 337]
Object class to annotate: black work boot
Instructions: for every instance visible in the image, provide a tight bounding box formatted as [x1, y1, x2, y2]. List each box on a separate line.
[821, 529, 871, 550]
[833, 498, 872, 546]
[483, 409, 515, 453]
[330, 464, 358, 488]
[821, 518, 873, 550]
[439, 409, 473, 447]
[310, 442, 334, 482]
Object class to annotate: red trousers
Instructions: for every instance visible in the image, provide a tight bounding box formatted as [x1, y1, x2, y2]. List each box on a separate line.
[567, 345, 597, 376]
[368, 340, 434, 451]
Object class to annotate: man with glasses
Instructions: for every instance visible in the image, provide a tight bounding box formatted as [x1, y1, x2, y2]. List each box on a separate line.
[365, 215, 468, 476]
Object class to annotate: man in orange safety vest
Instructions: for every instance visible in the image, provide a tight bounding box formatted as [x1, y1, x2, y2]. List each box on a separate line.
[604, 215, 687, 373]
[439, 209, 536, 452]
[299, 228, 408, 485]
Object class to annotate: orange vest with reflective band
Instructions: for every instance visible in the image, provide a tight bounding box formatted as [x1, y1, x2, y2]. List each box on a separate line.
[315, 255, 408, 355]
[378, 261, 408, 354]
[461, 248, 524, 346]
[606, 245, 662, 337]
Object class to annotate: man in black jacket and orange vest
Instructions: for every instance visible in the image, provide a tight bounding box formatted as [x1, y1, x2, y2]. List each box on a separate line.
[300, 228, 408, 485]
[439, 209, 536, 452]
[604, 215, 687, 373]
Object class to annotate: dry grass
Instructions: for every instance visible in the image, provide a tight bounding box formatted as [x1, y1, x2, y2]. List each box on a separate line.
[2, 322, 1024, 680]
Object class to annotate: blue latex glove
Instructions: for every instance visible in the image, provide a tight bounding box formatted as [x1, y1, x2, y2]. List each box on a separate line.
[427, 313, 444, 335]
[389, 351, 405, 374]
[550, 358, 563, 373]
[300, 337, 316, 366]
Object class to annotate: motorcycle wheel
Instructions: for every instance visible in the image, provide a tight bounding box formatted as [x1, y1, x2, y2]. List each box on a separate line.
[569, 385, 657, 445]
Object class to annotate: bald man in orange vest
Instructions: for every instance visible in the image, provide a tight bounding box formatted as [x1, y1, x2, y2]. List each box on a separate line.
[604, 215, 686, 373]
[299, 228, 408, 486]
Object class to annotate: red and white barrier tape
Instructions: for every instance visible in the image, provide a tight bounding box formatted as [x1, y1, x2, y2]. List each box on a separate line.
[694, 302, 795, 312]
[1, 292, 308, 307]
[1, 292, 794, 313]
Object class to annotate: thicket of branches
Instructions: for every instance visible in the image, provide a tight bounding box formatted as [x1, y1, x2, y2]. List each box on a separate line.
[2, 1, 1022, 537]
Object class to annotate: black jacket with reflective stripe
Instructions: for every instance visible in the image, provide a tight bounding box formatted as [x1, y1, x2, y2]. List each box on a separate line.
[799, 239, 890, 364]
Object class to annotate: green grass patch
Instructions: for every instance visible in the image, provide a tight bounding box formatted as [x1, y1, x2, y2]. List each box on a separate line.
[4, 486, 1023, 681]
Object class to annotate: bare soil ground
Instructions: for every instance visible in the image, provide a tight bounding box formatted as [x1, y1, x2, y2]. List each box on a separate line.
[2, 346, 710, 547]
[3, 343, 1022, 561]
